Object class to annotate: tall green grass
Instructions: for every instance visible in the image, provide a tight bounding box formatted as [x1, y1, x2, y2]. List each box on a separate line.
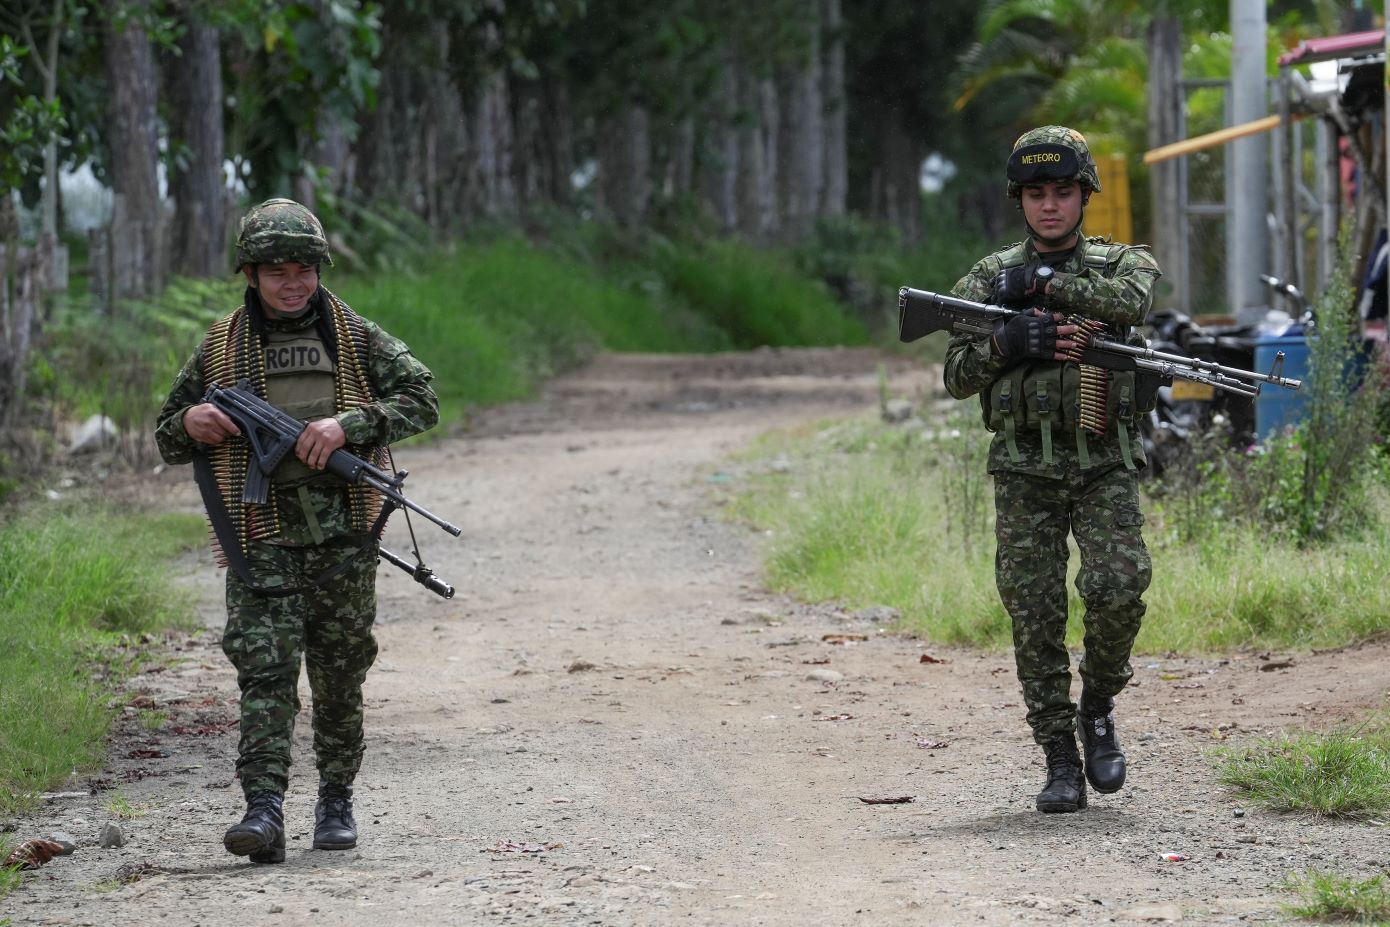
[0, 504, 205, 815]
[651, 237, 869, 350]
[729, 420, 1009, 647]
[1282, 869, 1390, 923]
[334, 238, 726, 425]
[32, 229, 877, 453]
[725, 415, 1390, 653]
[1219, 721, 1390, 819]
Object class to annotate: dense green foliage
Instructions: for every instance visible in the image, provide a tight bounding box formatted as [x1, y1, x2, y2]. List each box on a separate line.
[723, 412, 1390, 654]
[722, 222, 1390, 651]
[36, 277, 240, 460]
[333, 239, 725, 424]
[1146, 228, 1387, 546]
[0, 503, 205, 815]
[649, 238, 868, 350]
[30, 230, 871, 447]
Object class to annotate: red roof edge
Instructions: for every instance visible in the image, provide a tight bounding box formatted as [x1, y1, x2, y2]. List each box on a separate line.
[1278, 28, 1385, 67]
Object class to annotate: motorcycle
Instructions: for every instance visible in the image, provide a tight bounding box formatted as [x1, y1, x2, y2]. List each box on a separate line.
[1138, 274, 1311, 477]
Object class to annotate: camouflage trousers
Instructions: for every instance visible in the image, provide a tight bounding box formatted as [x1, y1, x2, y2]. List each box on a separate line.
[993, 461, 1151, 744]
[223, 536, 379, 798]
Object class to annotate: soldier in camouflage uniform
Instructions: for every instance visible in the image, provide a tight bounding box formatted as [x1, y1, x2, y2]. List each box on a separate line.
[155, 199, 439, 861]
[943, 127, 1161, 813]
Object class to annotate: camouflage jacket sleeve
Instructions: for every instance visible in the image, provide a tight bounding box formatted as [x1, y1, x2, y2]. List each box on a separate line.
[153, 345, 209, 466]
[335, 320, 439, 446]
[1044, 245, 1161, 327]
[943, 260, 1012, 400]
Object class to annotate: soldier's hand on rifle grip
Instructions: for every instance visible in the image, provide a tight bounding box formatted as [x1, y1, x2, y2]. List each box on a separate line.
[992, 308, 1073, 361]
[993, 266, 1040, 305]
[183, 403, 241, 446]
[297, 418, 347, 470]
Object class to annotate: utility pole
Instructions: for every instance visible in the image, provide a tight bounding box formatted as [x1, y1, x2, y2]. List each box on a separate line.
[1230, 0, 1269, 323]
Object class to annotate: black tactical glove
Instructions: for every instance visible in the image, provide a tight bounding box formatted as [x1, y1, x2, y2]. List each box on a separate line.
[992, 264, 1054, 306]
[991, 310, 1058, 359]
[992, 265, 1036, 305]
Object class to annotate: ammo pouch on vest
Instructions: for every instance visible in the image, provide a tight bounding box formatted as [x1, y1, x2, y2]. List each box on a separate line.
[982, 356, 1153, 469]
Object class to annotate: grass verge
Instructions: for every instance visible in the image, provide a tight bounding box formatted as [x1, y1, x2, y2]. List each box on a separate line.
[722, 415, 1390, 652]
[1282, 869, 1390, 924]
[0, 502, 205, 818]
[1217, 721, 1390, 819]
[0, 835, 20, 900]
[38, 232, 870, 458]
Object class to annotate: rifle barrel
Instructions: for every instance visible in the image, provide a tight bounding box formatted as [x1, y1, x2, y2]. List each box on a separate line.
[357, 471, 463, 536]
[1095, 337, 1302, 391]
[898, 287, 1302, 393]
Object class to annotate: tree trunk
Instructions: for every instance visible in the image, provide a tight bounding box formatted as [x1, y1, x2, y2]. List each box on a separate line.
[314, 110, 351, 197]
[40, 0, 65, 243]
[820, 0, 847, 218]
[697, 53, 739, 232]
[959, 183, 1008, 244]
[511, 69, 575, 214]
[166, 1, 225, 278]
[671, 115, 696, 198]
[0, 225, 50, 430]
[736, 73, 779, 241]
[512, 80, 544, 209]
[777, 47, 824, 240]
[464, 71, 519, 221]
[540, 77, 575, 206]
[355, 62, 409, 204]
[508, 72, 575, 212]
[597, 105, 652, 227]
[103, 0, 163, 300]
[419, 51, 464, 235]
[1147, 16, 1183, 299]
[868, 115, 922, 246]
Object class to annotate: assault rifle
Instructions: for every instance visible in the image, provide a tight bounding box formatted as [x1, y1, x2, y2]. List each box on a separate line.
[898, 287, 1303, 397]
[196, 380, 459, 598]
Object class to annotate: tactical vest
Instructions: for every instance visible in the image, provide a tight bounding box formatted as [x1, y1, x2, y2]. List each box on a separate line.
[979, 238, 1155, 470]
[199, 288, 388, 559]
[263, 325, 338, 485]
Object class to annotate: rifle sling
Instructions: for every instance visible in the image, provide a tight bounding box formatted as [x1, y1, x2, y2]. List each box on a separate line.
[193, 450, 393, 598]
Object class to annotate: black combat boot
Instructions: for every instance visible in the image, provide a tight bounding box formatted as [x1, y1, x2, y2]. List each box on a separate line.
[1036, 735, 1087, 813]
[313, 782, 357, 850]
[223, 792, 285, 863]
[1078, 694, 1127, 793]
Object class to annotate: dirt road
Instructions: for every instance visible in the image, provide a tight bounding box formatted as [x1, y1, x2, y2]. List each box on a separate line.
[4, 349, 1388, 927]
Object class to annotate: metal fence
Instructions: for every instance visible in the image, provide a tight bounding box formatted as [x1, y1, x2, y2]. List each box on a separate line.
[1175, 77, 1342, 320]
[1177, 78, 1232, 317]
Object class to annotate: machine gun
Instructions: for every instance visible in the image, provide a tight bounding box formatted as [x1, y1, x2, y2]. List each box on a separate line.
[197, 380, 459, 598]
[898, 286, 1303, 397]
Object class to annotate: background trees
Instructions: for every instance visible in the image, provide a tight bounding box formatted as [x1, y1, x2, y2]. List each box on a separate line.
[0, 1, 1357, 336]
[7, 0, 1347, 260]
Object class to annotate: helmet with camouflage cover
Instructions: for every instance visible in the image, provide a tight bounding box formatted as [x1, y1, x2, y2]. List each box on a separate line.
[233, 198, 334, 272]
[1006, 126, 1101, 199]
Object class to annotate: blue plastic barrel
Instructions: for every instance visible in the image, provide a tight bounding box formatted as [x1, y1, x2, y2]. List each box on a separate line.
[1253, 334, 1310, 440]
